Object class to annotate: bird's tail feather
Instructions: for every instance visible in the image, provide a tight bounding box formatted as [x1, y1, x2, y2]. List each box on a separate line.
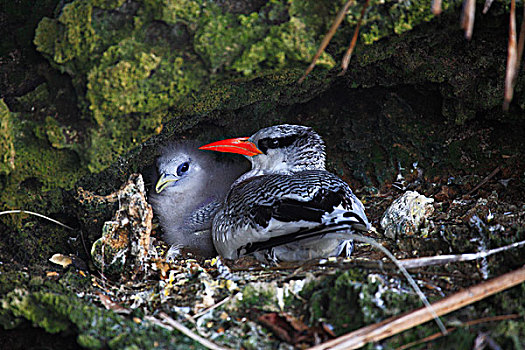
[238, 219, 367, 256]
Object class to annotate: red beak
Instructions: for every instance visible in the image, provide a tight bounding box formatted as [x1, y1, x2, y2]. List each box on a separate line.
[199, 137, 262, 157]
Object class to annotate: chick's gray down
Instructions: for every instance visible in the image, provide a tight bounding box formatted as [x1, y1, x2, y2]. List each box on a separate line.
[149, 142, 247, 257]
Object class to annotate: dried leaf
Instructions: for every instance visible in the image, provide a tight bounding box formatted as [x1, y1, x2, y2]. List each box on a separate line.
[96, 292, 131, 314]
[49, 253, 72, 268]
[258, 313, 293, 343]
[258, 312, 333, 345]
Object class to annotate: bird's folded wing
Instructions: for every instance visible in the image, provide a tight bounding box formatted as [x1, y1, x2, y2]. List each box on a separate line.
[240, 187, 370, 256]
[214, 170, 370, 257]
[186, 200, 223, 229]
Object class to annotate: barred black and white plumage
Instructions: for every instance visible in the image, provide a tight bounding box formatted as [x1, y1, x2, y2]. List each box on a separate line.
[213, 170, 369, 260]
[149, 142, 247, 257]
[200, 124, 370, 261]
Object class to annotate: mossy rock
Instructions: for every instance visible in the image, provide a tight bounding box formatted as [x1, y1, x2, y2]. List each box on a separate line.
[0, 99, 16, 176]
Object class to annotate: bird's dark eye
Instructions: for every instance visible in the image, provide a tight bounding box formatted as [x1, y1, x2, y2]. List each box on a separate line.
[177, 162, 190, 176]
[269, 139, 279, 147]
[258, 135, 298, 154]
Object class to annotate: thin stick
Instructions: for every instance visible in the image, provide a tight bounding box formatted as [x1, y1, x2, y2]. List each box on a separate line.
[466, 166, 501, 196]
[308, 266, 525, 350]
[239, 231, 444, 333]
[504, 0, 517, 111]
[339, 0, 370, 75]
[515, 5, 525, 76]
[193, 294, 235, 319]
[482, 0, 494, 14]
[396, 314, 521, 350]
[231, 239, 525, 272]
[399, 239, 525, 269]
[347, 234, 447, 335]
[0, 209, 74, 230]
[158, 312, 233, 350]
[461, 0, 476, 40]
[144, 315, 175, 331]
[298, 0, 355, 84]
[432, 0, 442, 15]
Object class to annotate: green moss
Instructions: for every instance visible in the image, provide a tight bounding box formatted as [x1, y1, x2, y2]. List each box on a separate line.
[84, 108, 165, 172]
[77, 334, 104, 349]
[344, 0, 460, 45]
[0, 108, 86, 210]
[299, 269, 427, 337]
[157, 0, 203, 27]
[232, 16, 335, 75]
[34, 1, 98, 68]
[33, 116, 67, 149]
[300, 270, 366, 335]
[26, 0, 337, 179]
[359, 275, 421, 324]
[194, 0, 336, 76]
[0, 268, 203, 349]
[6, 289, 71, 333]
[15, 83, 50, 106]
[14, 126, 84, 191]
[86, 44, 162, 124]
[239, 282, 281, 312]
[86, 38, 205, 124]
[91, 0, 127, 9]
[33, 17, 60, 57]
[195, 8, 264, 73]
[0, 100, 15, 176]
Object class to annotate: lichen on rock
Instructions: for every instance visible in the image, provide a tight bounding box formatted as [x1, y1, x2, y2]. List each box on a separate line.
[381, 191, 435, 239]
[91, 173, 155, 279]
[0, 99, 16, 176]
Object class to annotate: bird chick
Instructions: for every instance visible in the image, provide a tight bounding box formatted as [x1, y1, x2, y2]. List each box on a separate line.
[199, 124, 370, 261]
[149, 142, 247, 257]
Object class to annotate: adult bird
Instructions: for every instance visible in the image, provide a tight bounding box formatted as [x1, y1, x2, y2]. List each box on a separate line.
[199, 124, 370, 261]
[149, 141, 247, 257]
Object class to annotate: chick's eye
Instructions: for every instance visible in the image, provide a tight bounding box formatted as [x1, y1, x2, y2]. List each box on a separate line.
[177, 162, 189, 176]
[270, 139, 279, 147]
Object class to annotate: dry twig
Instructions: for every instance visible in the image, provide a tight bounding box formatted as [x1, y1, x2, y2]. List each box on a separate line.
[396, 314, 521, 350]
[504, 0, 517, 110]
[339, 0, 370, 75]
[517, 6, 525, 65]
[0, 209, 74, 230]
[432, 0, 442, 15]
[298, 0, 355, 83]
[193, 294, 236, 319]
[308, 266, 525, 350]
[231, 238, 525, 272]
[158, 312, 233, 350]
[461, 0, 476, 40]
[399, 239, 525, 269]
[482, 0, 495, 14]
[466, 166, 501, 196]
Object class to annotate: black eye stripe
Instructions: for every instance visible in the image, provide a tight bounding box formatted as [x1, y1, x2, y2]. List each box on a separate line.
[258, 135, 298, 153]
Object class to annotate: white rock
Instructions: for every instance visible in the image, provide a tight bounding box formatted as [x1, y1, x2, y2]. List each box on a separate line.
[381, 191, 434, 239]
